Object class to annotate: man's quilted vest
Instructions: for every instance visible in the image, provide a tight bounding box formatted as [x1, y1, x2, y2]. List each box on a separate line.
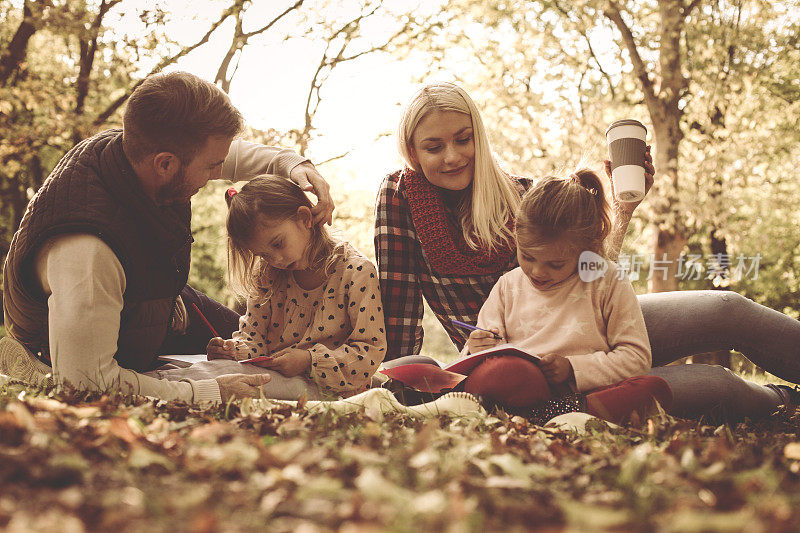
[2, 129, 192, 372]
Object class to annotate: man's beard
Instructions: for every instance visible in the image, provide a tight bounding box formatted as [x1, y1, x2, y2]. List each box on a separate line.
[155, 164, 195, 206]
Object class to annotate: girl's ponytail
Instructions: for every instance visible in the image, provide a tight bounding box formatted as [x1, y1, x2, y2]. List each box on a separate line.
[571, 169, 611, 250]
[516, 168, 611, 255]
[570, 170, 601, 197]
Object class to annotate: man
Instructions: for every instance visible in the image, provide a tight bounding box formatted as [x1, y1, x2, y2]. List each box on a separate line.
[0, 71, 334, 403]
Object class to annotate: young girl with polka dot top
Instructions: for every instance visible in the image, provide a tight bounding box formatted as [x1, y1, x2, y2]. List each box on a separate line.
[207, 175, 386, 398]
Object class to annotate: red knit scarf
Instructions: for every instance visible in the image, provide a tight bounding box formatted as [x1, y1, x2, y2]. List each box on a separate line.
[402, 168, 517, 276]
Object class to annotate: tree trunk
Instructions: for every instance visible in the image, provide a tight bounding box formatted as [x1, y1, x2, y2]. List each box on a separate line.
[604, 0, 689, 292]
[650, 229, 687, 292]
[0, 0, 39, 86]
[648, 107, 686, 292]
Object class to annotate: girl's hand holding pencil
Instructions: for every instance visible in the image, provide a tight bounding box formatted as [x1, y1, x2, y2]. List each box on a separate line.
[207, 337, 237, 360]
[452, 319, 504, 354]
[451, 319, 503, 340]
[464, 327, 503, 354]
[194, 304, 237, 361]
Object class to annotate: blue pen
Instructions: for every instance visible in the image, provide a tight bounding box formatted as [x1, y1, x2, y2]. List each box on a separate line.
[451, 319, 503, 340]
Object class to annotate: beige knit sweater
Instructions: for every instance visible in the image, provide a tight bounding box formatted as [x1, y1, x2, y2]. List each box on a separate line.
[474, 263, 651, 391]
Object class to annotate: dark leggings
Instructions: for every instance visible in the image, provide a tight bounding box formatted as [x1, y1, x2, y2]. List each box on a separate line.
[640, 290, 800, 378]
[158, 285, 240, 356]
[637, 290, 795, 420]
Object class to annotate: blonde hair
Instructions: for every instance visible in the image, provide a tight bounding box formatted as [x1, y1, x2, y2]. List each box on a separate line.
[225, 175, 343, 298]
[397, 82, 520, 252]
[515, 169, 611, 255]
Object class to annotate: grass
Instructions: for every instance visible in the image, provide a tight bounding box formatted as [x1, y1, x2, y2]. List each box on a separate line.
[1, 378, 800, 532]
[0, 320, 796, 531]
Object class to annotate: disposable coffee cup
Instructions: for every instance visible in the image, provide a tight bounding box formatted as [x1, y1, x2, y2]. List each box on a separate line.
[605, 119, 647, 202]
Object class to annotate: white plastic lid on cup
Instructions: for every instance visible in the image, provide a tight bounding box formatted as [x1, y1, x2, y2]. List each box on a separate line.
[605, 119, 647, 142]
[606, 119, 647, 202]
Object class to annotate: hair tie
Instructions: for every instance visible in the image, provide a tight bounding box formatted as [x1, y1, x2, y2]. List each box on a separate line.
[569, 173, 597, 195]
[226, 187, 238, 199]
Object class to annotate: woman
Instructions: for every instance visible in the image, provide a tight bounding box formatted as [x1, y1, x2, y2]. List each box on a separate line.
[374, 82, 800, 421]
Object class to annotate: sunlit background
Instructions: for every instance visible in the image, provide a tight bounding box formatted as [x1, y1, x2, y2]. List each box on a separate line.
[2, 0, 800, 362]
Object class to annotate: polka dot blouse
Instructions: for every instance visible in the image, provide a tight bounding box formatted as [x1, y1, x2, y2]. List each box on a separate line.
[231, 244, 387, 396]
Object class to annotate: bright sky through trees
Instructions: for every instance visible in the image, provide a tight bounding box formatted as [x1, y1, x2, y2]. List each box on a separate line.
[98, 0, 448, 189]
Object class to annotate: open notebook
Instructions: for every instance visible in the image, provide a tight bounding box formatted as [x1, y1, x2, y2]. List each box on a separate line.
[157, 354, 208, 367]
[380, 344, 541, 393]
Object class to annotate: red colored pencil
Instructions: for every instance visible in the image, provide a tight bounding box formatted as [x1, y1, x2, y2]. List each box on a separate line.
[239, 355, 273, 364]
[191, 303, 220, 338]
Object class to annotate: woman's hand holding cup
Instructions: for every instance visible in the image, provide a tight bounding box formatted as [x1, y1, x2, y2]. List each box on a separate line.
[605, 145, 654, 215]
[604, 119, 654, 215]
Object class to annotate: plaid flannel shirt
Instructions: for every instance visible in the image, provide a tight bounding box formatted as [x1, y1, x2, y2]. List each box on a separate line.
[374, 169, 530, 359]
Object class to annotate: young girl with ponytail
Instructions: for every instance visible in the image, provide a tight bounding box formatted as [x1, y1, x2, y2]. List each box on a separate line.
[205, 175, 387, 399]
[462, 170, 671, 423]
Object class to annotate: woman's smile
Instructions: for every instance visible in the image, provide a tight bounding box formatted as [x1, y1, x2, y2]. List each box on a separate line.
[411, 110, 476, 190]
[441, 164, 469, 175]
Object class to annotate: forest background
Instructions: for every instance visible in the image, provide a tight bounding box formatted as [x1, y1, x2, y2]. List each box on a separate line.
[2, 0, 799, 365]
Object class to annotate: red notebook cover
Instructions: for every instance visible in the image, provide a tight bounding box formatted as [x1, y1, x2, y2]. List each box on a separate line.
[444, 344, 541, 375]
[380, 344, 541, 393]
[379, 364, 466, 393]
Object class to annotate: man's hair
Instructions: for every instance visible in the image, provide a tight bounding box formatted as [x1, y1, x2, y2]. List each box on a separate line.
[122, 71, 244, 164]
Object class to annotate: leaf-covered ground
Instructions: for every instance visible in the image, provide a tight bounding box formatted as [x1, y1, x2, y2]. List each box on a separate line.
[1, 381, 800, 533]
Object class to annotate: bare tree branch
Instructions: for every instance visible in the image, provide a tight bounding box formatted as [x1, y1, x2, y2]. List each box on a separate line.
[316, 151, 350, 166]
[92, 2, 238, 126]
[294, 3, 443, 157]
[295, 5, 384, 155]
[603, 0, 659, 114]
[581, 67, 596, 120]
[76, 0, 123, 117]
[552, 0, 616, 100]
[242, 0, 304, 39]
[215, 2, 245, 92]
[701, 0, 742, 127]
[214, 0, 305, 92]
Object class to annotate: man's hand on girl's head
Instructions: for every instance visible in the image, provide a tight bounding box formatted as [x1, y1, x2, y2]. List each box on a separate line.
[539, 353, 573, 384]
[289, 162, 335, 226]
